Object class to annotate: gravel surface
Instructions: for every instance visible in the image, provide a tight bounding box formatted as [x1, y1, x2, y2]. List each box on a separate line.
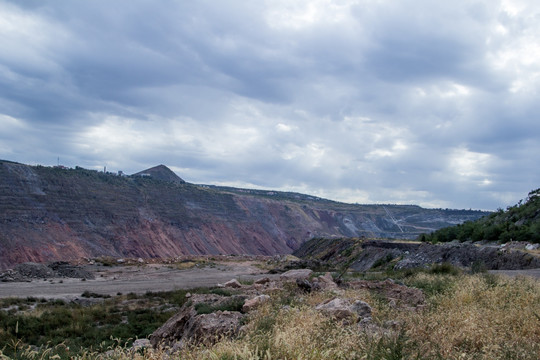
[0, 262, 274, 299]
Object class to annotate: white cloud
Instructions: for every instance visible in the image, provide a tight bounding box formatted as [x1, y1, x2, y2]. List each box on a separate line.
[265, 0, 357, 30]
[449, 147, 493, 180]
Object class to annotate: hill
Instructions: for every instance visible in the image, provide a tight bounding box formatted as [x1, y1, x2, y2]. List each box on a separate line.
[421, 188, 540, 244]
[132, 164, 185, 183]
[0, 160, 489, 269]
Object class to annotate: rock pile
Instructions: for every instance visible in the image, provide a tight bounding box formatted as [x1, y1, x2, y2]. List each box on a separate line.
[0, 261, 94, 282]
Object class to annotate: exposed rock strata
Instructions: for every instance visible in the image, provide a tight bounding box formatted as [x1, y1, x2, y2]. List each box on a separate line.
[0, 160, 490, 269]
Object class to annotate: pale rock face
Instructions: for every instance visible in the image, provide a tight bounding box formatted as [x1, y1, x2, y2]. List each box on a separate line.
[279, 269, 313, 280]
[315, 297, 372, 322]
[254, 277, 271, 284]
[224, 279, 242, 288]
[314, 272, 338, 291]
[242, 294, 271, 313]
[131, 339, 151, 350]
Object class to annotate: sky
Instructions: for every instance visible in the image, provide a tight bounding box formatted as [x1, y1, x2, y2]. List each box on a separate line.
[1, 0, 539, 210]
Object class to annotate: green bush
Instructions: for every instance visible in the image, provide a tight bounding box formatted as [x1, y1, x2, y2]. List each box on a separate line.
[429, 263, 461, 276]
[419, 188, 540, 244]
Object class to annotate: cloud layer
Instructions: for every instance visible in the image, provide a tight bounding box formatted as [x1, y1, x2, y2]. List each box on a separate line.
[1, 0, 539, 209]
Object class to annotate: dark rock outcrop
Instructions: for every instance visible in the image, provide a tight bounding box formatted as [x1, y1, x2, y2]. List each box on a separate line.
[295, 238, 540, 271]
[150, 294, 245, 350]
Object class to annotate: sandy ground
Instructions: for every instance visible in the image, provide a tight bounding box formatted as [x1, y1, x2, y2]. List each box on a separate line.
[0, 261, 273, 299]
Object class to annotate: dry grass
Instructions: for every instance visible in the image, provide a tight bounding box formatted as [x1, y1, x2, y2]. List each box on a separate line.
[400, 273, 540, 359]
[177, 274, 540, 360]
[2, 273, 538, 359]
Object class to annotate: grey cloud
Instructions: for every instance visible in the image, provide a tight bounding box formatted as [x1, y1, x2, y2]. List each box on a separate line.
[1, 0, 539, 210]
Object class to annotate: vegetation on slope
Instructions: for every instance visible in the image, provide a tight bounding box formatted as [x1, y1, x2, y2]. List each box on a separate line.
[420, 188, 540, 244]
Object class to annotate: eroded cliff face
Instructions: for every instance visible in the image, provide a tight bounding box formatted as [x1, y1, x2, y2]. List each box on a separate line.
[0, 161, 490, 269]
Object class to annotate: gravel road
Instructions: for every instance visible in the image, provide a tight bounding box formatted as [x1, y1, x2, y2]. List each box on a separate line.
[0, 262, 273, 299]
[488, 269, 540, 279]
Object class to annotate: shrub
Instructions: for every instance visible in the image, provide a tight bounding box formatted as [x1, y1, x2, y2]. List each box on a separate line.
[429, 262, 461, 276]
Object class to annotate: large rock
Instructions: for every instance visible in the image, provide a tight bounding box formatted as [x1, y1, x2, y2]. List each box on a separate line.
[254, 277, 271, 285]
[184, 311, 243, 346]
[150, 301, 198, 348]
[150, 294, 245, 349]
[131, 339, 151, 351]
[296, 278, 313, 292]
[242, 295, 270, 313]
[314, 272, 338, 291]
[280, 269, 313, 280]
[224, 279, 242, 288]
[315, 298, 372, 322]
[347, 279, 425, 309]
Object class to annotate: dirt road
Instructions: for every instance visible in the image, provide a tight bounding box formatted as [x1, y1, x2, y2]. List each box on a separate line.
[0, 262, 273, 299]
[489, 269, 540, 279]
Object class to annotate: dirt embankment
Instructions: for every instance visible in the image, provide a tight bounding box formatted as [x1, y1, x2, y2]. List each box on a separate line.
[358, 241, 540, 271]
[294, 238, 540, 272]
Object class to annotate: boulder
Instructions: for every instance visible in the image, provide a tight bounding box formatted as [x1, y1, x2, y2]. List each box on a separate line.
[347, 279, 425, 309]
[150, 294, 245, 349]
[242, 295, 270, 313]
[350, 300, 372, 318]
[315, 272, 338, 291]
[315, 298, 372, 322]
[296, 278, 313, 292]
[150, 301, 197, 348]
[280, 269, 313, 280]
[184, 311, 243, 346]
[224, 279, 242, 288]
[254, 277, 271, 284]
[131, 339, 151, 350]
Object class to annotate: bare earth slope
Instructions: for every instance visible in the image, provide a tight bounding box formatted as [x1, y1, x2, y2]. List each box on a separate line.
[0, 160, 489, 269]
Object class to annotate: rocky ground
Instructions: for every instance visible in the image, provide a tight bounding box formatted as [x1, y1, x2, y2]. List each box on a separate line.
[0, 249, 539, 358]
[147, 268, 400, 352]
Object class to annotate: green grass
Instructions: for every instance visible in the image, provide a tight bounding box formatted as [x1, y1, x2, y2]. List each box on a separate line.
[0, 286, 242, 359]
[194, 297, 245, 315]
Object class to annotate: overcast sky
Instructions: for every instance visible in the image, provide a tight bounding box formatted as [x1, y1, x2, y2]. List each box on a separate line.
[1, 0, 539, 210]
